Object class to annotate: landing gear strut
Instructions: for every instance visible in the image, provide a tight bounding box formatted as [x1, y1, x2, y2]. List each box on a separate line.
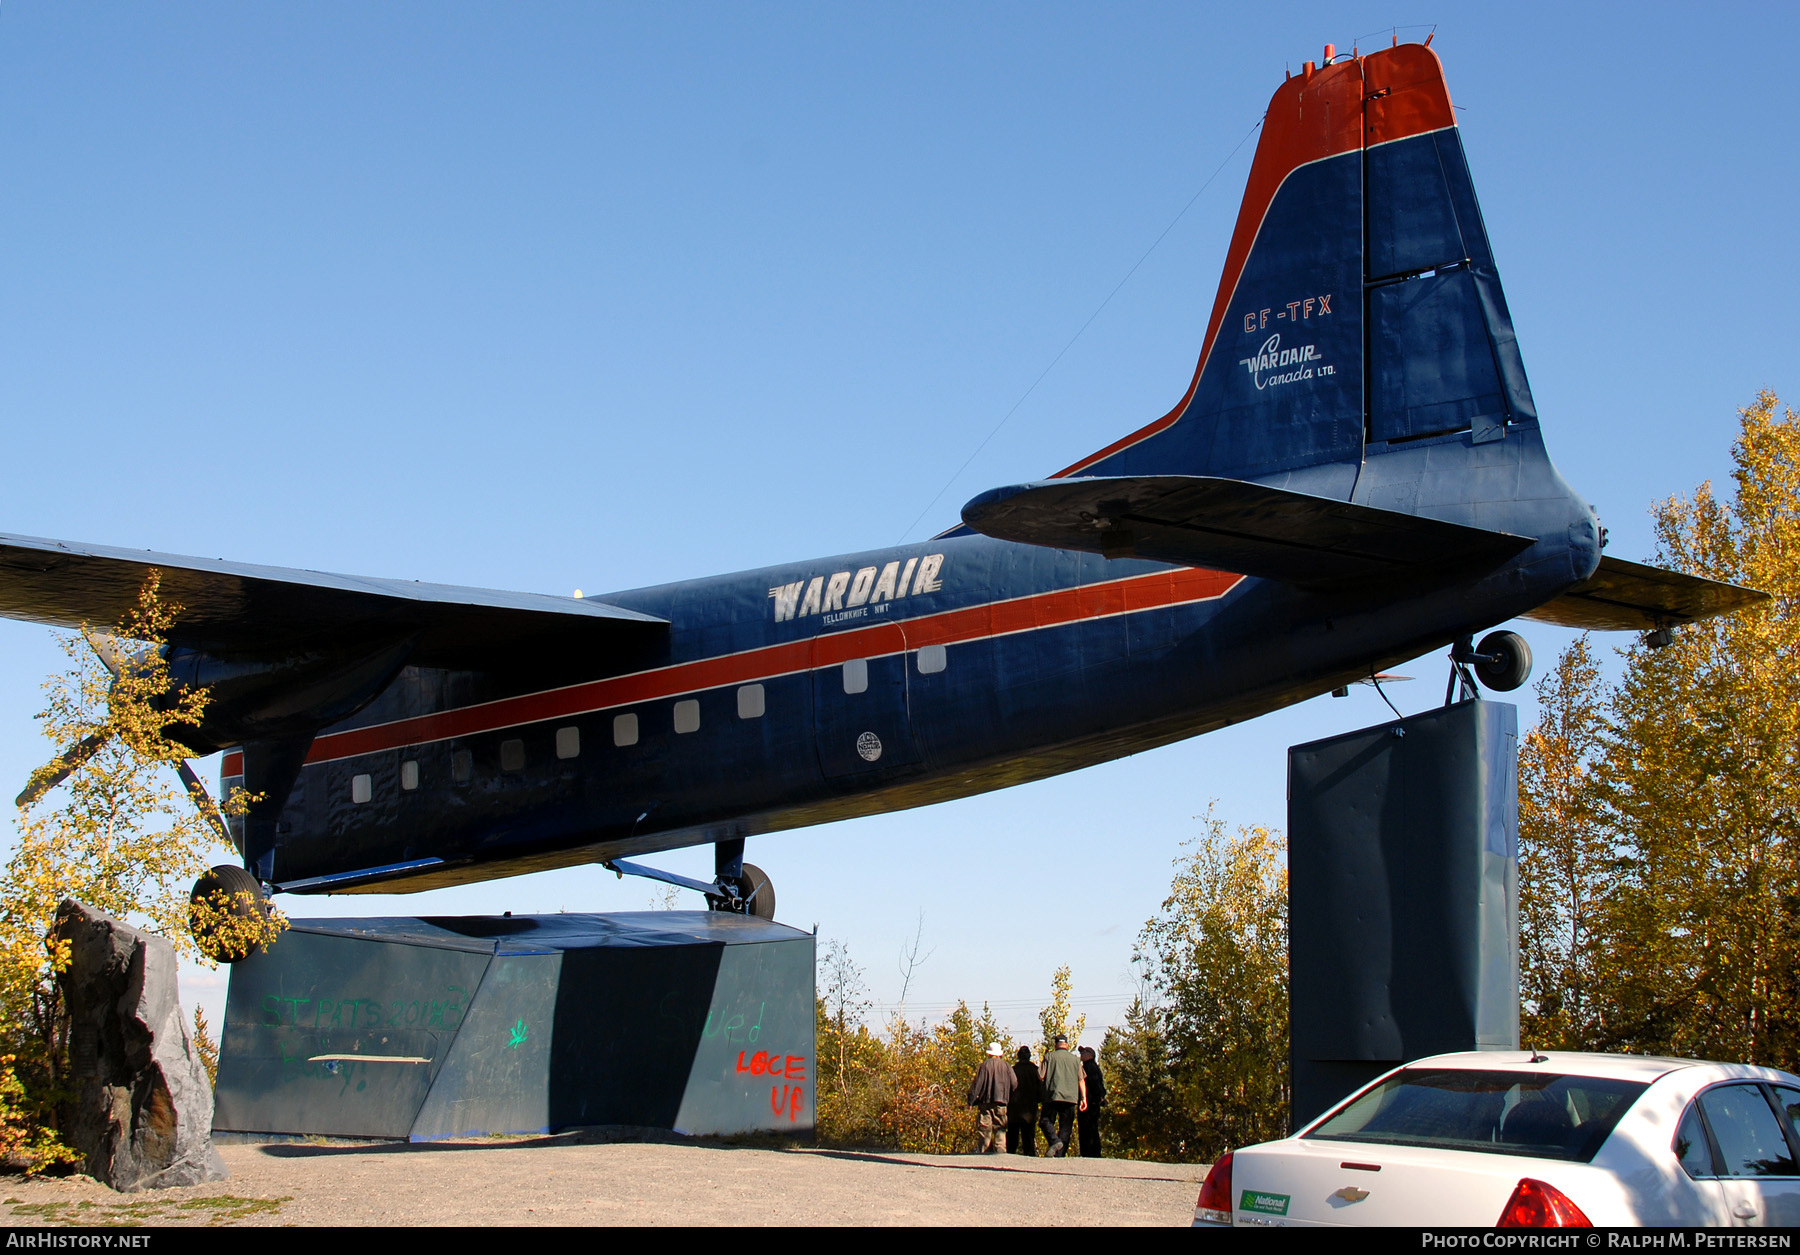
[602, 840, 777, 918]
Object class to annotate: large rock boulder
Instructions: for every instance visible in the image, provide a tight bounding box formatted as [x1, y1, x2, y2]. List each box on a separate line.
[53, 900, 228, 1191]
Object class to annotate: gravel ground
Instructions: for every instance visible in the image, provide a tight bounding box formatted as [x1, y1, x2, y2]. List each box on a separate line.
[0, 1136, 1206, 1227]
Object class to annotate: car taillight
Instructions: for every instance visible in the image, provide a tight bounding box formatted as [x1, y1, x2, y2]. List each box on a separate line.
[1195, 1150, 1234, 1225]
[1496, 1177, 1592, 1227]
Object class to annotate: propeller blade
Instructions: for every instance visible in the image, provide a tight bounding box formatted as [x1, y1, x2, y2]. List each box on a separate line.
[15, 731, 111, 808]
[176, 759, 233, 846]
[88, 632, 126, 677]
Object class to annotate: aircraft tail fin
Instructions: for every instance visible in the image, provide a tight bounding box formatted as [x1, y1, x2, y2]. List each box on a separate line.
[1057, 42, 1536, 487]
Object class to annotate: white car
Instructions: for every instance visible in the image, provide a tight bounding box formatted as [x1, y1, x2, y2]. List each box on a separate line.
[1193, 1051, 1800, 1227]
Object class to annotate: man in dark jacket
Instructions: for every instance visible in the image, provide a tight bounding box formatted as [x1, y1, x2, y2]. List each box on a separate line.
[1007, 1046, 1041, 1155]
[966, 1041, 1016, 1153]
[1077, 1045, 1107, 1158]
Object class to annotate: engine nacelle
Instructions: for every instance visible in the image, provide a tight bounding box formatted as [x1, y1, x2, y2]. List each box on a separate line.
[158, 633, 417, 753]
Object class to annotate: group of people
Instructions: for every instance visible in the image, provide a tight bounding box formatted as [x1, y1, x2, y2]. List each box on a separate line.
[965, 1033, 1105, 1158]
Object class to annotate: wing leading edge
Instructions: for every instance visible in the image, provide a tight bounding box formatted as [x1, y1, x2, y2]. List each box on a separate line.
[0, 533, 667, 666]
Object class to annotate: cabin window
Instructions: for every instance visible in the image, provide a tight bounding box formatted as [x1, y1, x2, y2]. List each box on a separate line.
[842, 658, 868, 694]
[451, 750, 472, 784]
[614, 713, 639, 747]
[916, 644, 947, 674]
[673, 699, 701, 734]
[556, 726, 580, 759]
[737, 684, 765, 719]
[501, 739, 526, 772]
[351, 773, 373, 804]
[400, 760, 419, 791]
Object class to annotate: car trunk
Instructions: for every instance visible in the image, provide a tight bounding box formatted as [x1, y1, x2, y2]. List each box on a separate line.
[1230, 1139, 1556, 1226]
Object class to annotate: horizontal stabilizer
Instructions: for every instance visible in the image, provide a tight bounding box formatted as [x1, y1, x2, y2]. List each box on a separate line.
[0, 533, 667, 665]
[1520, 555, 1767, 631]
[961, 476, 1533, 585]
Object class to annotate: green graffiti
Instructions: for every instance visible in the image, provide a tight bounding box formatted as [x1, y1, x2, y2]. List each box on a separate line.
[508, 1018, 529, 1049]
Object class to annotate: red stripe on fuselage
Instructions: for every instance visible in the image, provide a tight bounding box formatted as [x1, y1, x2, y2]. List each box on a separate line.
[243, 565, 1242, 771]
[1052, 44, 1454, 479]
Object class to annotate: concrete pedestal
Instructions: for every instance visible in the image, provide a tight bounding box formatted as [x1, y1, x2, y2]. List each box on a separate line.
[212, 911, 815, 1141]
[1288, 698, 1520, 1128]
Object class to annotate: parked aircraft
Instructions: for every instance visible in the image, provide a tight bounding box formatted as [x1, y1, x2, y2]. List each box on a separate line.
[0, 40, 1762, 954]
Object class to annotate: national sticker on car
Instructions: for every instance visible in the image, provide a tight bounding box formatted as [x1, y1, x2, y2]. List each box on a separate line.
[1239, 1190, 1290, 1216]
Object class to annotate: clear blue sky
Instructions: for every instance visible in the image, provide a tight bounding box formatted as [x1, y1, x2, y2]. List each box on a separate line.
[3, 3, 1796, 1039]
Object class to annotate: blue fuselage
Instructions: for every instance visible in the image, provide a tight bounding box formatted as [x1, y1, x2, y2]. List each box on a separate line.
[249, 424, 1597, 894]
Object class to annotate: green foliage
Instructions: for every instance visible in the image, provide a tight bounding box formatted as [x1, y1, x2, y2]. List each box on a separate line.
[1099, 998, 1200, 1160]
[812, 932, 1017, 1153]
[815, 818, 1287, 1164]
[0, 1057, 78, 1175]
[1105, 810, 1289, 1161]
[1, 575, 277, 1170]
[192, 1007, 220, 1090]
[1037, 965, 1085, 1056]
[814, 939, 886, 1145]
[1521, 392, 1800, 1067]
[1518, 636, 1614, 1050]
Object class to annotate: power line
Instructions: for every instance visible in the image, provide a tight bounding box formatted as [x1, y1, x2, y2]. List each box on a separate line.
[1351, 23, 1439, 45]
[896, 115, 1265, 544]
[870, 993, 1142, 1013]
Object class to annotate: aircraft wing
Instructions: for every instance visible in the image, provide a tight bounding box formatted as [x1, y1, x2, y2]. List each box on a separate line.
[1520, 554, 1767, 630]
[961, 476, 1534, 585]
[0, 533, 667, 665]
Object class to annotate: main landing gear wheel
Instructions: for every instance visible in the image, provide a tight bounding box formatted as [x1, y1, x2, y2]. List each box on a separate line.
[189, 864, 273, 963]
[737, 863, 776, 921]
[710, 864, 777, 920]
[1473, 630, 1532, 692]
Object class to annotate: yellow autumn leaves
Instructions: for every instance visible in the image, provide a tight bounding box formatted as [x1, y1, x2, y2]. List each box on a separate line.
[2, 574, 284, 1167]
[1521, 392, 1800, 1066]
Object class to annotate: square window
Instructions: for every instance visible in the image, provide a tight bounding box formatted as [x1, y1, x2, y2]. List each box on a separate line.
[351, 773, 372, 804]
[556, 726, 580, 759]
[737, 684, 765, 719]
[400, 760, 419, 791]
[501, 739, 526, 772]
[451, 750, 472, 784]
[613, 713, 639, 747]
[842, 658, 868, 694]
[673, 699, 701, 734]
[916, 644, 947, 674]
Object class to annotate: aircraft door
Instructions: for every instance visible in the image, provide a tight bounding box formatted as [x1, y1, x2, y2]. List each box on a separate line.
[811, 622, 920, 781]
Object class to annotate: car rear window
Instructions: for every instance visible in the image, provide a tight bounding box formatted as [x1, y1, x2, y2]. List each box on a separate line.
[1302, 1068, 1649, 1163]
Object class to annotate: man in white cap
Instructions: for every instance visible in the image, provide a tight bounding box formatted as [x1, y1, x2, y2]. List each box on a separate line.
[966, 1041, 1016, 1154]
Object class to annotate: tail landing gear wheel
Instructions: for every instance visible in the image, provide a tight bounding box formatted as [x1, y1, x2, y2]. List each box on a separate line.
[737, 864, 776, 921]
[1473, 630, 1532, 692]
[189, 864, 272, 963]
